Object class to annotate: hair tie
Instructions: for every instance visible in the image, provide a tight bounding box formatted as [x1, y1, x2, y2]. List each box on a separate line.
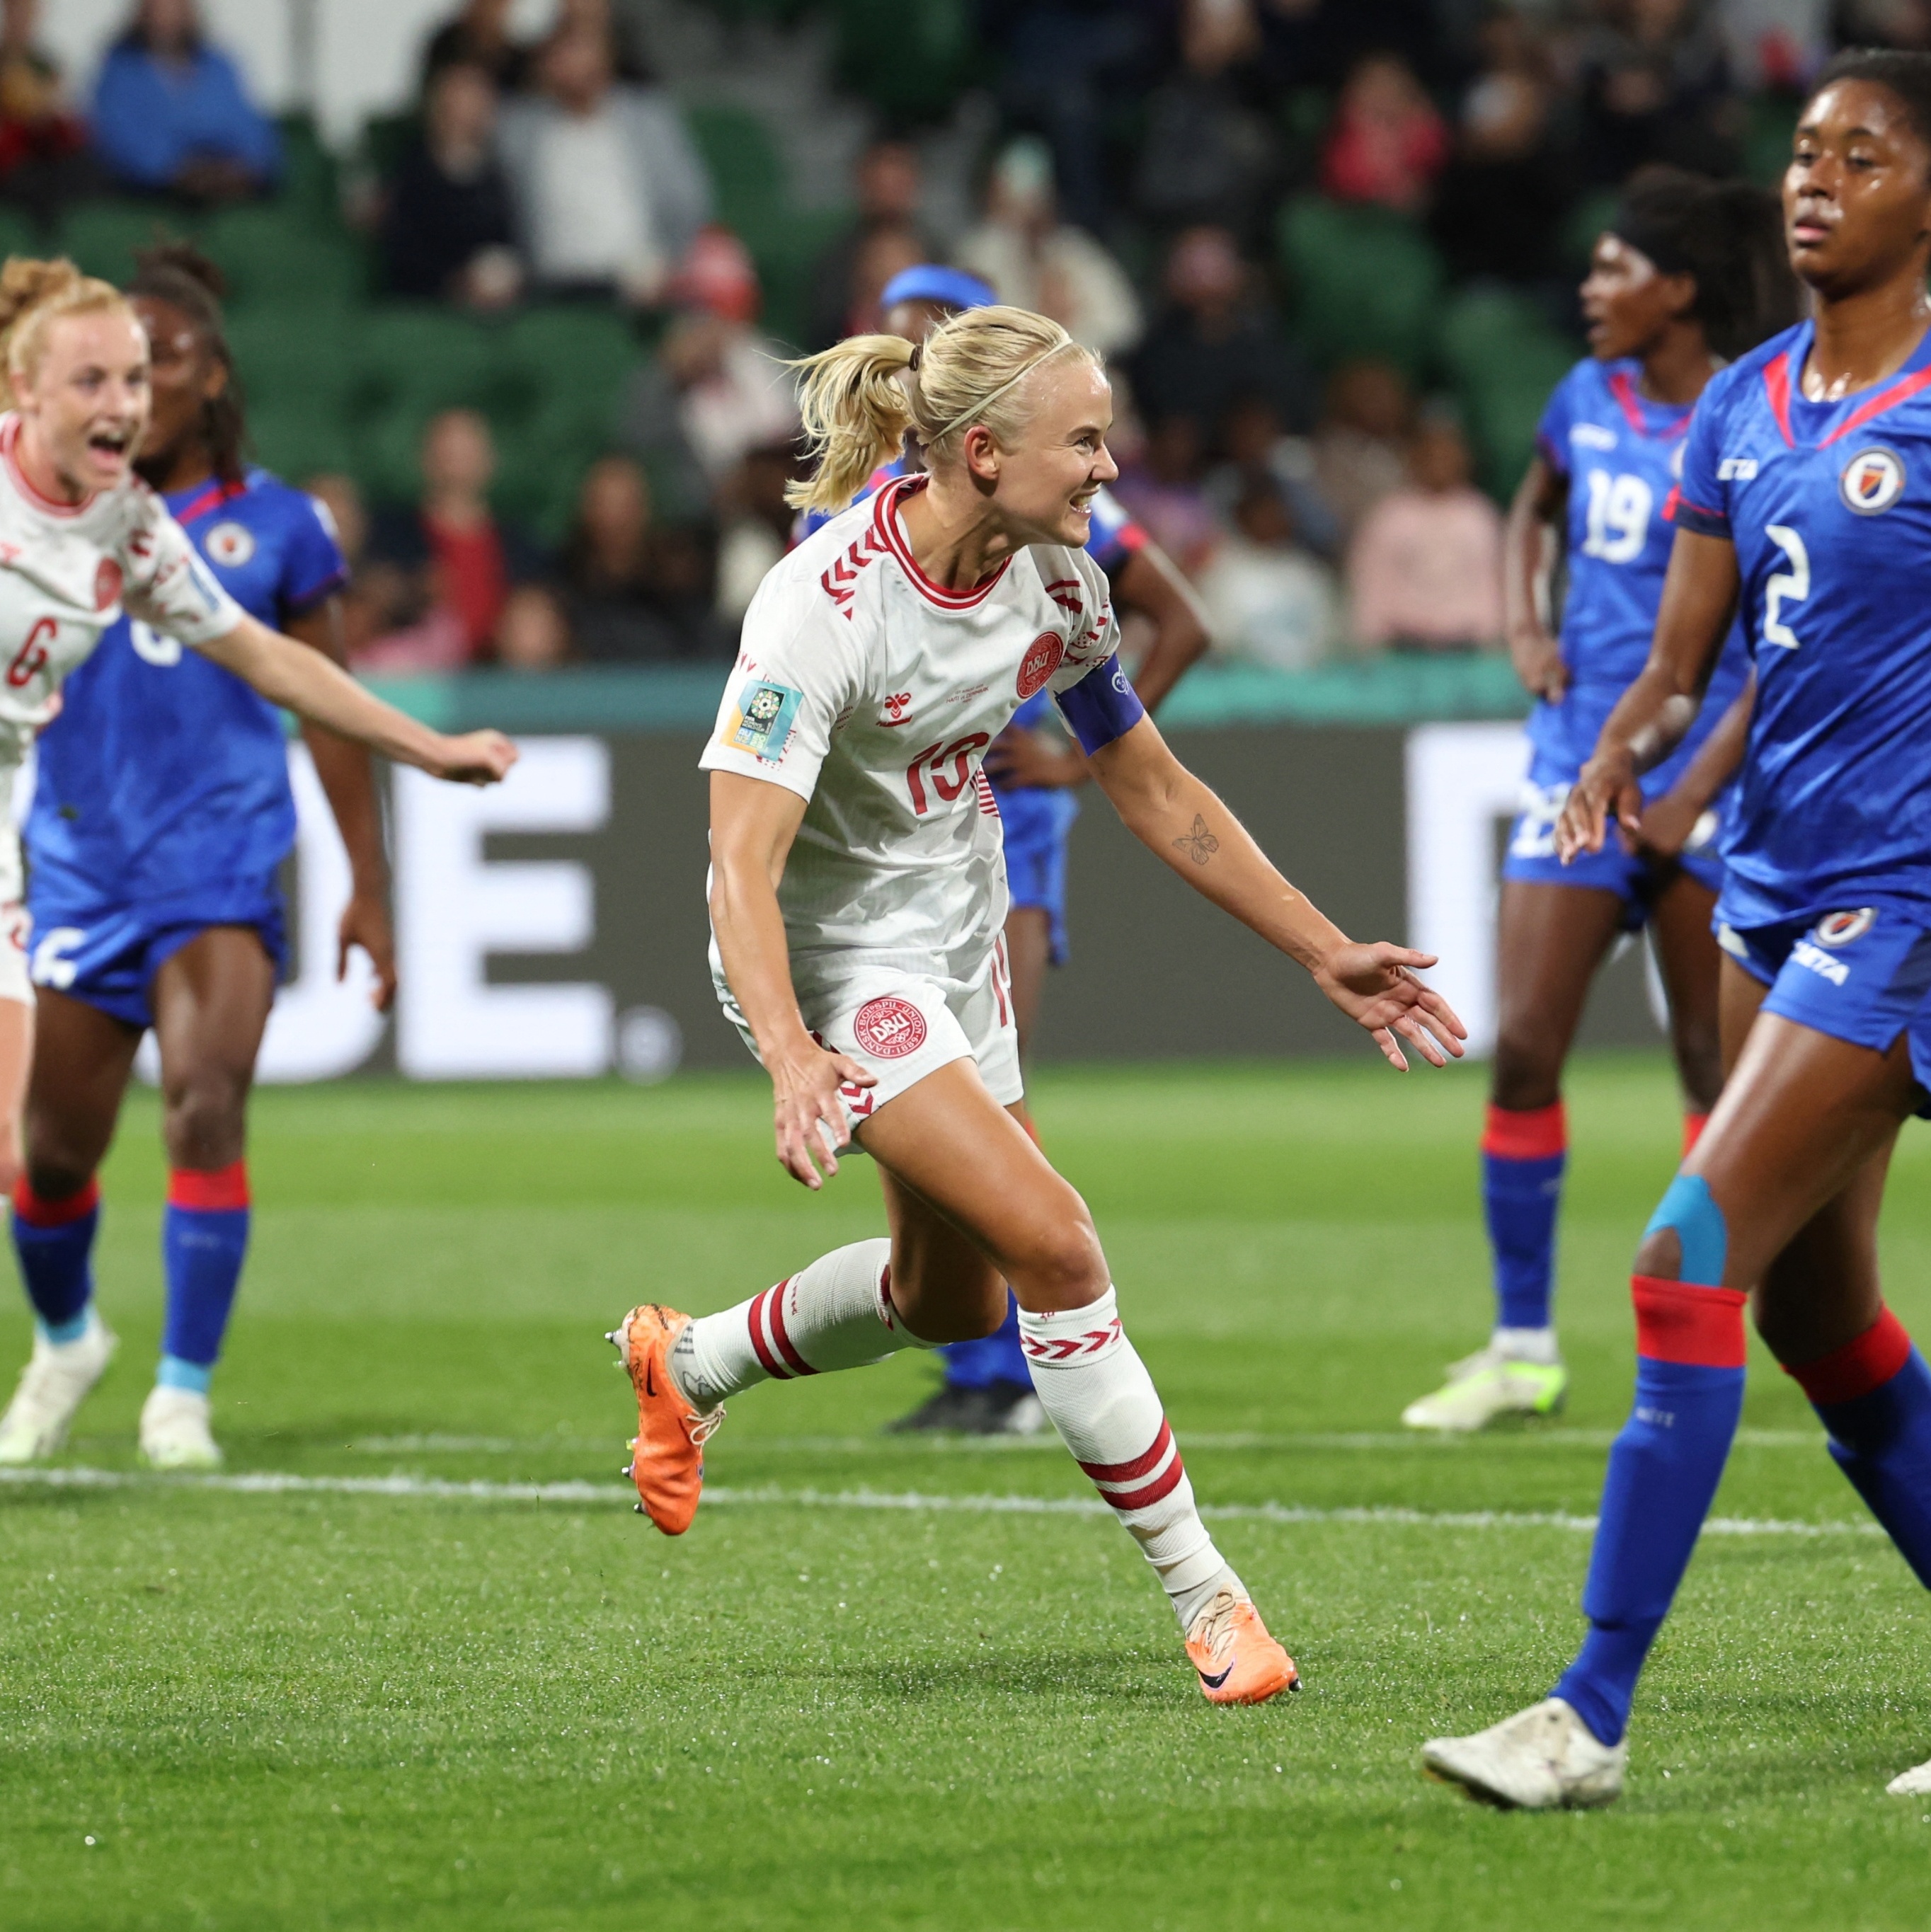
[907, 343, 922, 374]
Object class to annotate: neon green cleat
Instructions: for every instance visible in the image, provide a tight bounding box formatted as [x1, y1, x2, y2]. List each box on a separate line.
[1400, 1347, 1568, 1432]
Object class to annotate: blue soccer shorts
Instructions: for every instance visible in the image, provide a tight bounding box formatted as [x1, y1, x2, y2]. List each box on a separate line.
[1502, 753, 1725, 930]
[996, 786, 1079, 965]
[26, 873, 289, 1029]
[1718, 901, 1931, 1116]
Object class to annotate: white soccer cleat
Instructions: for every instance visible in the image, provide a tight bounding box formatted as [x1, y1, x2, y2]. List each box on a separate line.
[0, 1312, 117, 1464]
[139, 1386, 223, 1471]
[1886, 1757, 1931, 1796]
[1402, 1346, 1569, 1432]
[1422, 1697, 1627, 1810]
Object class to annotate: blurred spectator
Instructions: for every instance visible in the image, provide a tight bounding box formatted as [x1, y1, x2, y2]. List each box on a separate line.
[1207, 393, 1342, 559]
[91, 0, 280, 204]
[1111, 415, 1221, 579]
[805, 139, 936, 350]
[1577, 0, 1740, 185]
[1718, 0, 1827, 91]
[1314, 360, 1413, 543]
[1430, 13, 1576, 287]
[495, 584, 572, 671]
[1130, 226, 1317, 441]
[1318, 52, 1449, 215]
[1830, 0, 1931, 52]
[557, 454, 723, 662]
[958, 136, 1142, 356]
[420, 0, 530, 93]
[1198, 481, 1340, 673]
[618, 228, 798, 510]
[379, 61, 520, 308]
[715, 442, 797, 623]
[0, 0, 96, 223]
[356, 410, 542, 674]
[1133, 0, 1280, 246]
[1346, 408, 1503, 655]
[496, 18, 710, 306]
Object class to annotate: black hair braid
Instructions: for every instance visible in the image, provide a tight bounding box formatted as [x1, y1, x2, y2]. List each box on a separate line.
[127, 240, 247, 483]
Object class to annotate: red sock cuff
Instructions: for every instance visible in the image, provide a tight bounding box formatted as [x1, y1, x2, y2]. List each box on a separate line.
[167, 1162, 249, 1212]
[1682, 1112, 1711, 1156]
[1482, 1100, 1566, 1161]
[12, 1175, 98, 1226]
[1785, 1306, 1913, 1406]
[1632, 1275, 1749, 1368]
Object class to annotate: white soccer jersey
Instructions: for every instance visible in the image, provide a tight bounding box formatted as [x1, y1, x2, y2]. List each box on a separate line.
[0, 413, 244, 772]
[701, 474, 1120, 991]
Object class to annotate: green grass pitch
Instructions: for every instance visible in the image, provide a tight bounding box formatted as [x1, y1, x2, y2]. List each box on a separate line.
[6, 1054, 1931, 1930]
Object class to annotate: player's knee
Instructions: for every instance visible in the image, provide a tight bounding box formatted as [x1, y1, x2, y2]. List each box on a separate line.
[1009, 1195, 1107, 1305]
[162, 1070, 249, 1169]
[1634, 1173, 1729, 1287]
[1489, 1026, 1563, 1113]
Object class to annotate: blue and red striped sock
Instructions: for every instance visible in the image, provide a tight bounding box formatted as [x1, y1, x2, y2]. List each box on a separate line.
[1792, 1309, 1931, 1587]
[11, 1176, 100, 1341]
[1552, 1173, 1746, 1746]
[159, 1163, 251, 1395]
[1482, 1101, 1566, 1333]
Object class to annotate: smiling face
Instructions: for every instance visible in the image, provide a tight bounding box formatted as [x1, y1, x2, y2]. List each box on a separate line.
[16, 309, 150, 499]
[954, 356, 1118, 548]
[1786, 79, 1931, 300]
[1581, 230, 1695, 360]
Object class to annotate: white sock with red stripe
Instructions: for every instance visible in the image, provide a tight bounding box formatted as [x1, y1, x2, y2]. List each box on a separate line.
[1019, 1289, 1242, 1631]
[668, 1238, 930, 1411]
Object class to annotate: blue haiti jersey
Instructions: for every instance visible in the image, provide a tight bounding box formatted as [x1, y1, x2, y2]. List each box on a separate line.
[1532, 357, 1748, 797]
[27, 468, 347, 902]
[1672, 321, 1931, 926]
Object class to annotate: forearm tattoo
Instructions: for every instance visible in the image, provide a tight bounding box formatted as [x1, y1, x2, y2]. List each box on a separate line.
[1173, 813, 1220, 866]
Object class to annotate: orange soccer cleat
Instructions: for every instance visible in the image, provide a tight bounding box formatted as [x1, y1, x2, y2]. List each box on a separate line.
[1184, 1589, 1300, 1706]
[607, 1304, 724, 1535]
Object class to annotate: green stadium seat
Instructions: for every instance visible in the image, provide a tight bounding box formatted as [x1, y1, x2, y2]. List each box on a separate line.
[684, 103, 788, 238]
[832, 0, 977, 120]
[246, 399, 355, 484]
[1561, 189, 1619, 270]
[201, 202, 365, 309]
[0, 205, 40, 268]
[1276, 195, 1444, 376]
[58, 202, 197, 287]
[1436, 287, 1576, 498]
[226, 304, 359, 418]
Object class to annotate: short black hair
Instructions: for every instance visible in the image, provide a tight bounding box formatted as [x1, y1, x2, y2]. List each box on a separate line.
[1810, 47, 1931, 156]
[127, 241, 246, 484]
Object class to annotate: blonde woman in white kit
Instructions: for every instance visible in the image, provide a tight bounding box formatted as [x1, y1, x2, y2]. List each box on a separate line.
[0, 258, 514, 1461]
[612, 304, 1467, 1703]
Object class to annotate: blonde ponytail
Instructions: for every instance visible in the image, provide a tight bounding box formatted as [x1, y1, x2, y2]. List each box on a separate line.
[785, 332, 917, 513]
[0, 256, 134, 408]
[786, 304, 1101, 517]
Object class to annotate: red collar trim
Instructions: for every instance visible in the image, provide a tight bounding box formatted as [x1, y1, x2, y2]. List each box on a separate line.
[173, 476, 248, 526]
[873, 474, 1013, 610]
[1, 415, 95, 517]
[1606, 367, 1689, 441]
[1761, 349, 1931, 449]
[1763, 352, 1794, 447]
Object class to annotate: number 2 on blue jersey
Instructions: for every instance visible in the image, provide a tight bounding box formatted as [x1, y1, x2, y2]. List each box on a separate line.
[1763, 524, 1809, 650]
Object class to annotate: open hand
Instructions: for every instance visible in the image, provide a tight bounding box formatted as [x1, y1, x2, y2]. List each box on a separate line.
[769, 1039, 876, 1190]
[1555, 749, 1642, 863]
[433, 730, 518, 784]
[1311, 941, 1467, 1071]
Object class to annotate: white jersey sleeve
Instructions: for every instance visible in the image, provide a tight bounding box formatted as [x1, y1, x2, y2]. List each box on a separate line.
[699, 567, 866, 804]
[118, 492, 244, 647]
[1045, 544, 1121, 695]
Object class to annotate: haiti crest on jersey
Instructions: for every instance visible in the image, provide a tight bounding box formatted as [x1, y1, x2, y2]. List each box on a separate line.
[1840, 446, 1906, 515]
[204, 521, 257, 567]
[1813, 907, 1876, 948]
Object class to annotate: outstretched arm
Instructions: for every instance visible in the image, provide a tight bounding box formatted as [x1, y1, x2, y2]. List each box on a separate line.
[191, 613, 515, 783]
[286, 597, 399, 1011]
[1089, 715, 1466, 1070]
[1557, 528, 1740, 861]
[709, 771, 876, 1189]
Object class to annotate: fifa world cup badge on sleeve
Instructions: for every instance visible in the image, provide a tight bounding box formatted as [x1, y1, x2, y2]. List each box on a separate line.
[724, 679, 803, 763]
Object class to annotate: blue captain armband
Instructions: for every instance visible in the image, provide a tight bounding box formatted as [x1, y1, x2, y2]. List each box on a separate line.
[1054, 654, 1145, 754]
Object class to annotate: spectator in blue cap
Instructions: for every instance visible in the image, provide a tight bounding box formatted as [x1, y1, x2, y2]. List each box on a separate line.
[91, 0, 280, 204]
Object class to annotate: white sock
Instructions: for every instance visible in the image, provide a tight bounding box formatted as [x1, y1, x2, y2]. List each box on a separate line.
[1019, 1288, 1242, 1632]
[670, 1238, 931, 1410]
[1492, 1325, 1559, 1365]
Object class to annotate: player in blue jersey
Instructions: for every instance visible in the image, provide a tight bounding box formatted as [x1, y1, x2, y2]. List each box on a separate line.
[1425, 50, 1931, 1805]
[8, 245, 394, 1470]
[832, 267, 1213, 1435]
[1403, 169, 1797, 1432]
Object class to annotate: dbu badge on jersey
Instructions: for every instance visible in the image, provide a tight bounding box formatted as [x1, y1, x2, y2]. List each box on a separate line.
[726, 680, 802, 762]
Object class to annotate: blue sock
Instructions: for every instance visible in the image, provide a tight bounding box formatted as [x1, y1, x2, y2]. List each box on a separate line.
[942, 1294, 1030, 1391]
[1794, 1311, 1931, 1589]
[1482, 1102, 1566, 1331]
[11, 1176, 100, 1339]
[160, 1165, 251, 1381]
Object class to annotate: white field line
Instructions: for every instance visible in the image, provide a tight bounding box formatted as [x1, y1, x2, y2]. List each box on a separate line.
[0, 1463, 1883, 1539]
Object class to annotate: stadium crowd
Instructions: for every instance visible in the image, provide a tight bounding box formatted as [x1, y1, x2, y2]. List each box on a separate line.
[0, 0, 1896, 673]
